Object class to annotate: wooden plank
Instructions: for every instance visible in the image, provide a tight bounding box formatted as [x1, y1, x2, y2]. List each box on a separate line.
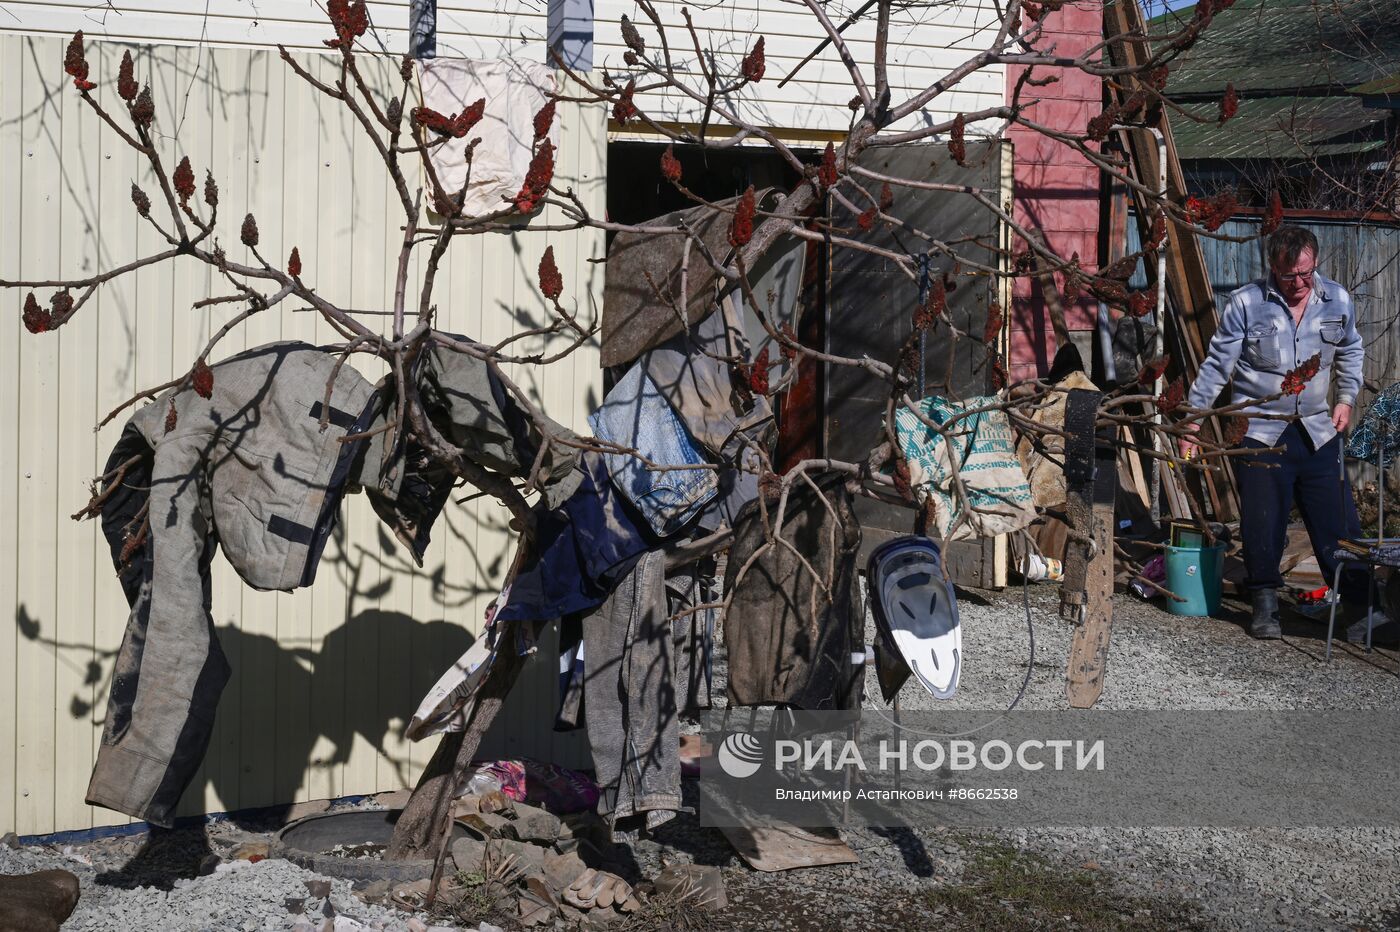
[1102, 0, 1238, 523]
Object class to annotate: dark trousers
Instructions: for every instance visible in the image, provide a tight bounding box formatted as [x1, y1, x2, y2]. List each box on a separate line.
[1235, 422, 1368, 604]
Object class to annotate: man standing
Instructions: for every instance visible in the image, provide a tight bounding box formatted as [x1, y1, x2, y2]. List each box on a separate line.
[1182, 226, 1369, 639]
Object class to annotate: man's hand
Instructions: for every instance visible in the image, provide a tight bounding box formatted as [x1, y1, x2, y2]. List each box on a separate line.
[1179, 421, 1202, 460]
[1332, 403, 1352, 432]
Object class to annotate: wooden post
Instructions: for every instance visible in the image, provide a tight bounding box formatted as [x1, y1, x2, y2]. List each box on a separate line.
[1066, 419, 1118, 708]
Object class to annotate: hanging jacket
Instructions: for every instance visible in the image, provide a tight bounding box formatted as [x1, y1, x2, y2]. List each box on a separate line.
[88, 342, 376, 827]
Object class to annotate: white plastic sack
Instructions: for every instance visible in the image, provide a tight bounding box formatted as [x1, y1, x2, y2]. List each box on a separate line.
[417, 57, 558, 219]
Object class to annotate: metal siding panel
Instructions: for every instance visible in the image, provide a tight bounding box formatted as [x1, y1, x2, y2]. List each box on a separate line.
[277, 45, 324, 808]
[306, 50, 355, 805]
[89, 39, 143, 831]
[236, 44, 286, 811]
[0, 34, 26, 836]
[53, 39, 101, 833]
[15, 39, 64, 835]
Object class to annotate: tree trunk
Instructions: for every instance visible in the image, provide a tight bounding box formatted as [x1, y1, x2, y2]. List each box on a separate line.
[384, 645, 524, 861]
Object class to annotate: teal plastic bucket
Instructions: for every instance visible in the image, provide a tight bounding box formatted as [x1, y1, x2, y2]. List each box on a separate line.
[1164, 543, 1225, 616]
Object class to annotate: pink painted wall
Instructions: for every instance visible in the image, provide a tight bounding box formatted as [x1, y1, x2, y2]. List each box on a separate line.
[1006, 2, 1104, 382]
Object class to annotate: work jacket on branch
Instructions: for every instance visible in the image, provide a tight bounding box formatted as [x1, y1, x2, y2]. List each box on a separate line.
[88, 342, 376, 827]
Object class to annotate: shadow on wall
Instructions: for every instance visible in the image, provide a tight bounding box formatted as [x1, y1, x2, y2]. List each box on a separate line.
[15, 604, 490, 825]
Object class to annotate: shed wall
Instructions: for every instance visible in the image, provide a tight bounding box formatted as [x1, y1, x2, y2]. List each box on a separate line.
[0, 33, 605, 836]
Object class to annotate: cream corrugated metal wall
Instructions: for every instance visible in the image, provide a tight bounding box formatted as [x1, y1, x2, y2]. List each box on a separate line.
[0, 33, 604, 837]
[5, 1, 1006, 132]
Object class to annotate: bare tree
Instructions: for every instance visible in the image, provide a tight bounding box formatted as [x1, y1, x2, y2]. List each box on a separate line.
[0, 0, 1319, 881]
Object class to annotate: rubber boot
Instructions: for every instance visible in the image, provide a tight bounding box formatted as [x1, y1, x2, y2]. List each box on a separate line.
[1249, 588, 1282, 640]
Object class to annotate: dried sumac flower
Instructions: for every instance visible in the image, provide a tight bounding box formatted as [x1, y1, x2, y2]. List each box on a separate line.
[857, 208, 877, 231]
[386, 97, 402, 127]
[1128, 288, 1157, 318]
[400, 55, 415, 83]
[948, 112, 967, 165]
[455, 98, 485, 137]
[758, 469, 783, 501]
[914, 279, 946, 329]
[287, 247, 302, 277]
[1218, 82, 1238, 125]
[1183, 192, 1237, 232]
[779, 323, 798, 361]
[1261, 189, 1284, 235]
[1062, 268, 1082, 307]
[1224, 416, 1249, 445]
[538, 245, 563, 301]
[1281, 353, 1320, 395]
[748, 347, 771, 395]
[892, 457, 913, 501]
[1087, 102, 1120, 142]
[514, 139, 555, 213]
[879, 182, 894, 210]
[1136, 354, 1171, 386]
[983, 302, 1004, 343]
[131, 85, 155, 129]
[991, 354, 1008, 390]
[729, 185, 756, 248]
[164, 400, 178, 433]
[64, 31, 96, 92]
[412, 106, 453, 135]
[131, 183, 151, 217]
[1014, 251, 1035, 275]
[533, 98, 557, 141]
[173, 157, 195, 205]
[191, 359, 214, 399]
[22, 292, 53, 334]
[50, 291, 74, 322]
[818, 142, 838, 190]
[325, 0, 369, 48]
[624, 51, 639, 66]
[240, 213, 260, 248]
[1147, 66, 1170, 90]
[612, 79, 638, 123]
[1156, 377, 1185, 414]
[742, 37, 766, 83]
[660, 144, 682, 184]
[203, 170, 218, 209]
[118, 50, 138, 102]
[620, 15, 646, 54]
[1148, 210, 1168, 249]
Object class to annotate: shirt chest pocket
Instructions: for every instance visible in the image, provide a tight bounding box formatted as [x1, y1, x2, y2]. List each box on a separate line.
[1318, 317, 1345, 367]
[1244, 322, 1282, 372]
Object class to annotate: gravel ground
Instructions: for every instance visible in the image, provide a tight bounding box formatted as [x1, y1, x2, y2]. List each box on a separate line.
[667, 582, 1400, 931]
[6, 585, 1399, 930]
[0, 820, 442, 931]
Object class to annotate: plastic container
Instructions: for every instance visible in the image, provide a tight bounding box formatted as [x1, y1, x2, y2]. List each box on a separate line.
[1163, 542, 1225, 616]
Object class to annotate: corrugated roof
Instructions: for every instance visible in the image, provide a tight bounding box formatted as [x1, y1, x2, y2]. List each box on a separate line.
[1149, 0, 1400, 98]
[1171, 94, 1390, 160]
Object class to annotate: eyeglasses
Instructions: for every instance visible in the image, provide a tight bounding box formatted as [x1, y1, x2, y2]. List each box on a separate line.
[1275, 268, 1315, 284]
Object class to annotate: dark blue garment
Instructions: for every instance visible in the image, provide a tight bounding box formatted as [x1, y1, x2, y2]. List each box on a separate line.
[495, 451, 657, 623]
[1236, 422, 1368, 603]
